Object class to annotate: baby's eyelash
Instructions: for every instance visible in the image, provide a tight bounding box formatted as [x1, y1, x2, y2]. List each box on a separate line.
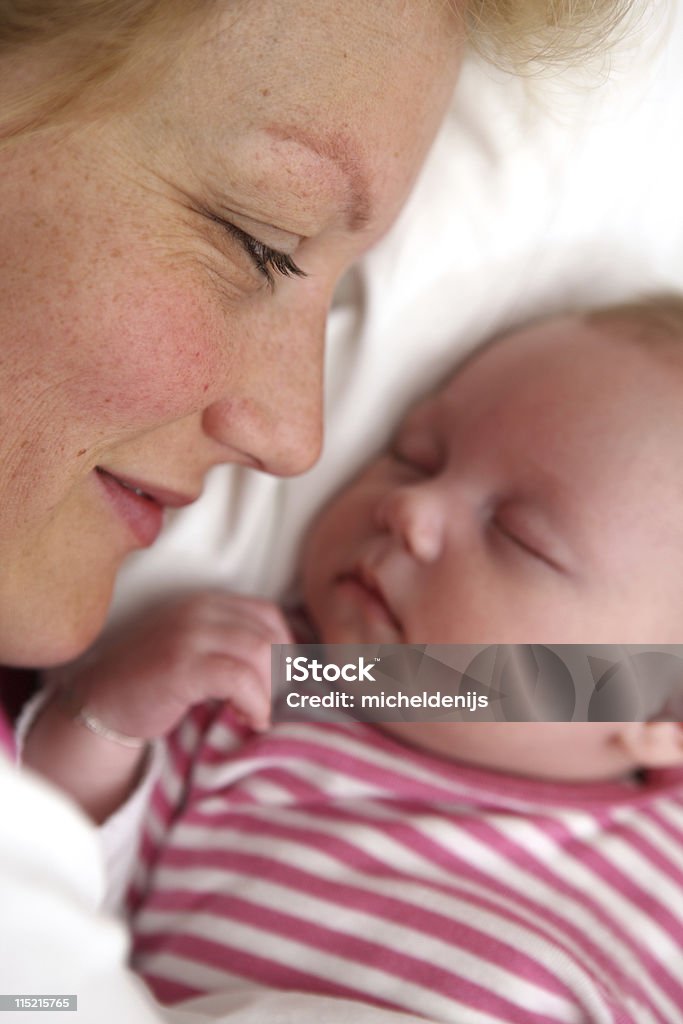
[493, 518, 562, 572]
[390, 445, 439, 476]
[495, 521, 543, 561]
[207, 213, 306, 288]
[390, 448, 422, 472]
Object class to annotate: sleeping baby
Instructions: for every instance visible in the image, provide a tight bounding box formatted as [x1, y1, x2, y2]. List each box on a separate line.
[24, 296, 683, 1023]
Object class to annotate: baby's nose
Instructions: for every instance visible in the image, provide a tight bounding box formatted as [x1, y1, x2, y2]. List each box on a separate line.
[376, 486, 444, 562]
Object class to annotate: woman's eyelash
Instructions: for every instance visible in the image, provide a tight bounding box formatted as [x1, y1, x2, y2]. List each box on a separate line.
[207, 214, 306, 287]
[235, 229, 307, 287]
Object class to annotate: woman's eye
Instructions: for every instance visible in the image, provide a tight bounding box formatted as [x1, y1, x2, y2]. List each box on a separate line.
[207, 214, 306, 288]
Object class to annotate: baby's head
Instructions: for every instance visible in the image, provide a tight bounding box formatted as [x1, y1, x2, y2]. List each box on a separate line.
[301, 296, 683, 780]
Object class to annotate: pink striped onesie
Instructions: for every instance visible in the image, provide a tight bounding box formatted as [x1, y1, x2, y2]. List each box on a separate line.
[129, 703, 683, 1024]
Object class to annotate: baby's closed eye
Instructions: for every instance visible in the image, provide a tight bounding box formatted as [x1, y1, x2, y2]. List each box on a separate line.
[490, 502, 566, 573]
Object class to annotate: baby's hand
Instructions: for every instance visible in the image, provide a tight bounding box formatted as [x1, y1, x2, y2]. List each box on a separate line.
[52, 592, 293, 741]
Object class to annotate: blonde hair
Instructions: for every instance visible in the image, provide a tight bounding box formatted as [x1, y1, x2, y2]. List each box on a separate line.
[0, 1, 210, 137]
[466, 0, 637, 68]
[0, 0, 639, 137]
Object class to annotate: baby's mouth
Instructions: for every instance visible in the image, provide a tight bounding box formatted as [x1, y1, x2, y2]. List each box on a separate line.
[335, 567, 405, 640]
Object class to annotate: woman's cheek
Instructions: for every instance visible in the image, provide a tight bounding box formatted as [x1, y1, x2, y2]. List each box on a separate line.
[72, 279, 227, 433]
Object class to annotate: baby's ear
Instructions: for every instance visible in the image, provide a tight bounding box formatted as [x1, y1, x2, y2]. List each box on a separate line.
[615, 722, 683, 769]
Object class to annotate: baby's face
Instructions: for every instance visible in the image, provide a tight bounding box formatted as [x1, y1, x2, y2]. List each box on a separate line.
[301, 314, 683, 777]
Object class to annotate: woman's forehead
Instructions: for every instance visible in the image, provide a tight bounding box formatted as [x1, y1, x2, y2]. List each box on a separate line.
[154, 0, 460, 116]
[132, 0, 462, 207]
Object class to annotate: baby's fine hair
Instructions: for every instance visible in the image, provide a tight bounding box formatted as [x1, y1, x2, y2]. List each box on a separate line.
[0, 0, 638, 137]
[586, 294, 683, 366]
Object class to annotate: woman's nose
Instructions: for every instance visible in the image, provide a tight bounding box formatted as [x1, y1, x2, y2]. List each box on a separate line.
[376, 485, 445, 563]
[201, 290, 326, 477]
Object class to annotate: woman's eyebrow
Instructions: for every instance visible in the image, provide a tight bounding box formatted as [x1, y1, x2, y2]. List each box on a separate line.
[265, 125, 372, 230]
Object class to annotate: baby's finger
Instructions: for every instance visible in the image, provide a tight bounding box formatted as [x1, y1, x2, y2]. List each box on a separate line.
[208, 593, 295, 645]
[200, 620, 281, 686]
[204, 654, 271, 731]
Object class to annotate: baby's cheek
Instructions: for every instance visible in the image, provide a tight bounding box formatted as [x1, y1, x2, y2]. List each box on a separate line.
[304, 492, 360, 571]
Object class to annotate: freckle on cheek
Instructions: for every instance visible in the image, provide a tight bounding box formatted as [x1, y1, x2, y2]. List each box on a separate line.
[93, 285, 223, 424]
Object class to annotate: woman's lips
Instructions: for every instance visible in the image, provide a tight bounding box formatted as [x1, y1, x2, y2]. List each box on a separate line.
[94, 467, 196, 547]
[335, 569, 404, 639]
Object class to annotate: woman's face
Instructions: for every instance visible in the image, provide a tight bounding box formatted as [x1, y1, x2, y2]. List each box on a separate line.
[0, 0, 462, 665]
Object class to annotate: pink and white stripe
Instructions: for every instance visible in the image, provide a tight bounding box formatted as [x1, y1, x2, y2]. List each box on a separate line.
[129, 707, 683, 1023]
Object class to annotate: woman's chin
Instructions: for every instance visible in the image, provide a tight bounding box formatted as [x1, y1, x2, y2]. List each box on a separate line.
[0, 582, 113, 669]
